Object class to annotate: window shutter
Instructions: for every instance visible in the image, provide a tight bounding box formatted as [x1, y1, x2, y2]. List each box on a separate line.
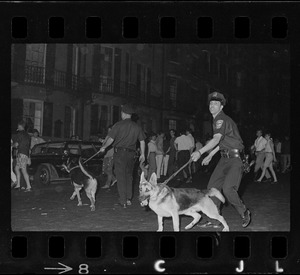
[43, 102, 53, 137]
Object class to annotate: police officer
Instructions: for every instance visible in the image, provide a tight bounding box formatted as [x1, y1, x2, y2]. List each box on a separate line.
[99, 103, 146, 208]
[191, 91, 251, 228]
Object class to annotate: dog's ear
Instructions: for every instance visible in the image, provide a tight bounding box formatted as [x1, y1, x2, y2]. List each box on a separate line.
[149, 173, 157, 186]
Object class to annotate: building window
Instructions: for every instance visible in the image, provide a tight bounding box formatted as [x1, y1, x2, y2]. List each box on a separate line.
[25, 44, 46, 84]
[169, 119, 177, 130]
[100, 46, 113, 77]
[168, 77, 177, 107]
[25, 44, 46, 67]
[23, 99, 43, 134]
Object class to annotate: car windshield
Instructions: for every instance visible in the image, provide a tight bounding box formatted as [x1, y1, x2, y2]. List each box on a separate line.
[67, 143, 80, 155]
[31, 142, 64, 155]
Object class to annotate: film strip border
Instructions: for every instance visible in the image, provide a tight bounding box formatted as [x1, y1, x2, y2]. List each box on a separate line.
[2, 1, 300, 274]
[2, 233, 291, 273]
[2, 2, 296, 42]
[11, 16, 288, 40]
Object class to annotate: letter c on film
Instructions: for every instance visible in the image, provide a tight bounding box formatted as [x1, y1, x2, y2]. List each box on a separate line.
[154, 260, 166, 272]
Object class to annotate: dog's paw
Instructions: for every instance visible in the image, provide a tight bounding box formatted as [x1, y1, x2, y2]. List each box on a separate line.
[77, 202, 83, 206]
[222, 227, 229, 232]
[90, 207, 95, 211]
[184, 224, 194, 230]
[70, 196, 75, 200]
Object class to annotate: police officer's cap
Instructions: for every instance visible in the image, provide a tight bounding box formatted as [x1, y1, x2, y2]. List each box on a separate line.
[208, 91, 226, 106]
[121, 103, 136, 114]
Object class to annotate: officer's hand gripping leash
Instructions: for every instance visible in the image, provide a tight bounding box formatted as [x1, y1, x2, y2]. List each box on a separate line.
[163, 158, 193, 185]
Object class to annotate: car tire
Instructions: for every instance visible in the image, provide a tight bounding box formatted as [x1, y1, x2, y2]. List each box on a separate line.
[34, 164, 51, 186]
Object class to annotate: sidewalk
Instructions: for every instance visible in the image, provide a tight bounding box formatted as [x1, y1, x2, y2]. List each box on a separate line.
[11, 171, 290, 232]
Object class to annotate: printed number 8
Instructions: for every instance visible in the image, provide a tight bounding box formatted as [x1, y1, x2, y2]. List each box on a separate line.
[79, 264, 89, 274]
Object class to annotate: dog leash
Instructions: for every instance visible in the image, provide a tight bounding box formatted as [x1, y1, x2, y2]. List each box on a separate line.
[82, 149, 105, 164]
[163, 158, 193, 185]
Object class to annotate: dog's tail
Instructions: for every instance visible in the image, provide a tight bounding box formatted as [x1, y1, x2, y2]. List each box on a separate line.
[78, 157, 94, 180]
[207, 188, 225, 204]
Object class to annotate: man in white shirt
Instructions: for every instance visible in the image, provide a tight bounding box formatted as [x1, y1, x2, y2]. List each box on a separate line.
[186, 129, 195, 180]
[251, 129, 271, 182]
[174, 130, 193, 183]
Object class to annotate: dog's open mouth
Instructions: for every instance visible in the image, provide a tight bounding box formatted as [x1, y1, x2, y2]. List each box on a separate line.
[140, 199, 148, 206]
[139, 195, 149, 206]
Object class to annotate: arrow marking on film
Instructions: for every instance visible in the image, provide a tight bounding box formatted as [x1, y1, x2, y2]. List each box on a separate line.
[44, 262, 73, 274]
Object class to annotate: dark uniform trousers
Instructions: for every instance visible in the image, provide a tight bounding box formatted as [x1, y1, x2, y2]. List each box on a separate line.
[207, 156, 246, 217]
[113, 149, 136, 204]
[177, 150, 190, 179]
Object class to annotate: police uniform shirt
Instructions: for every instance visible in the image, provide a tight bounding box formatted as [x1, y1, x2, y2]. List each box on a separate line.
[213, 110, 244, 151]
[108, 118, 146, 151]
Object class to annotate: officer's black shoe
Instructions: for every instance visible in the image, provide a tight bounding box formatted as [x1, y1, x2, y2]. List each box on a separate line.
[242, 209, 251, 228]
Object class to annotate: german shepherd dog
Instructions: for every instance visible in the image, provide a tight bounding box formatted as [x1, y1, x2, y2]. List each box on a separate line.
[61, 157, 98, 211]
[139, 172, 229, 232]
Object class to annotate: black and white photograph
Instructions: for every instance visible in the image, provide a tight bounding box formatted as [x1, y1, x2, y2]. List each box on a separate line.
[11, 43, 290, 232]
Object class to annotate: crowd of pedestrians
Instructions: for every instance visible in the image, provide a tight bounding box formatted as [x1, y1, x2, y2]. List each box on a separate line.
[250, 129, 290, 184]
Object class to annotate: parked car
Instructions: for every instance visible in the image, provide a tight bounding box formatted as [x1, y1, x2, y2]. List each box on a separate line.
[28, 140, 104, 185]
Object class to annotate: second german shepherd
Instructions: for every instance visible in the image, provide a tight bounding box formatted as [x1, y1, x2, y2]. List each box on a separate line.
[139, 172, 229, 232]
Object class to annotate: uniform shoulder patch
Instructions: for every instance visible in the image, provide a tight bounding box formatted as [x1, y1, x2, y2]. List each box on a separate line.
[216, 120, 224, 129]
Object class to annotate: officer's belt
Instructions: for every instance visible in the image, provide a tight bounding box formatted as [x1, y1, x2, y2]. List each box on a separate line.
[255, 150, 265, 153]
[114, 147, 136, 153]
[220, 149, 241, 158]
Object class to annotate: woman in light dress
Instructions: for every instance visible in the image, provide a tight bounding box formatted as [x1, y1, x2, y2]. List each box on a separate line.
[257, 132, 278, 183]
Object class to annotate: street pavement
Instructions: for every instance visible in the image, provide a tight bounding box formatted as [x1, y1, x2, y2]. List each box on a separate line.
[11, 169, 290, 232]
